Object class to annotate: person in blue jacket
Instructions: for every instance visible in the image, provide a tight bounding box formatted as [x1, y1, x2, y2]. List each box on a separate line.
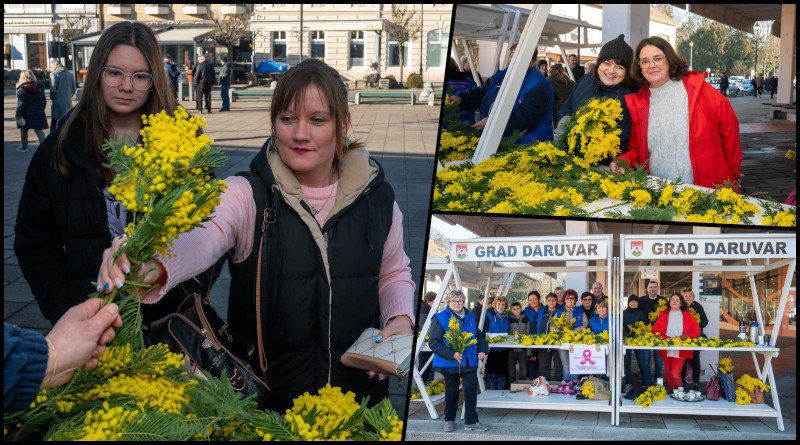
[5, 299, 122, 410]
[589, 300, 610, 335]
[523, 290, 544, 379]
[483, 296, 510, 390]
[558, 289, 590, 381]
[450, 44, 554, 145]
[444, 57, 478, 125]
[536, 293, 565, 382]
[429, 290, 489, 432]
[554, 34, 637, 165]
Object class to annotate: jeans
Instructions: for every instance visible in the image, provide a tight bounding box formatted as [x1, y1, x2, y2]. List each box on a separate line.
[653, 352, 664, 380]
[20, 128, 46, 149]
[538, 350, 562, 382]
[220, 82, 230, 110]
[444, 370, 478, 424]
[624, 349, 652, 387]
[558, 349, 575, 381]
[418, 351, 434, 384]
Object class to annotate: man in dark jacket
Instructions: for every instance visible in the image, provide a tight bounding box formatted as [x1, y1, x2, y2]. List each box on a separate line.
[507, 302, 530, 384]
[568, 54, 586, 83]
[472, 294, 485, 321]
[622, 295, 650, 391]
[163, 55, 181, 100]
[451, 46, 554, 145]
[720, 73, 729, 97]
[218, 56, 231, 112]
[637, 281, 667, 381]
[681, 289, 708, 390]
[193, 55, 215, 114]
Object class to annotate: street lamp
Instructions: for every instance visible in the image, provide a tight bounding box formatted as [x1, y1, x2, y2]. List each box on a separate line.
[689, 41, 693, 71]
[753, 22, 761, 78]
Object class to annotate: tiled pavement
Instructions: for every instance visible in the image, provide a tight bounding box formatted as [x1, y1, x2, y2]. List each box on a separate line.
[3, 88, 439, 415]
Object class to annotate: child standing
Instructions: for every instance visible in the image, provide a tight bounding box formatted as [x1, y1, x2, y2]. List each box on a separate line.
[507, 302, 531, 385]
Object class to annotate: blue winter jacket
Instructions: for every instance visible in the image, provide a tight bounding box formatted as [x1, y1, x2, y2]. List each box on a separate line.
[484, 307, 510, 334]
[535, 306, 565, 335]
[589, 315, 610, 335]
[430, 308, 487, 374]
[4, 323, 48, 410]
[522, 306, 543, 331]
[16, 82, 48, 130]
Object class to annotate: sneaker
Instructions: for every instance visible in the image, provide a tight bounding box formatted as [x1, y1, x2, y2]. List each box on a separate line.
[17, 146, 28, 153]
[465, 422, 490, 432]
[443, 421, 455, 432]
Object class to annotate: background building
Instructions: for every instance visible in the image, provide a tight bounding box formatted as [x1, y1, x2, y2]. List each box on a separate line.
[251, 4, 453, 83]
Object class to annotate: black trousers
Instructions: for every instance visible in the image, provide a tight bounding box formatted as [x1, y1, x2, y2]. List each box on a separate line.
[443, 370, 478, 424]
[196, 83, 212, 112]
[418, 351, 434, 383]
[538, 349, 562, 382]
[680, 350, 702, 388]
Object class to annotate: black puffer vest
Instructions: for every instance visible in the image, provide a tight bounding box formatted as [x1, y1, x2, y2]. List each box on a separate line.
[228, 141, 395, 412]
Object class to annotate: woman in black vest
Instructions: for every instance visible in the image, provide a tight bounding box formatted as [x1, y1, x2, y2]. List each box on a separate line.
[14, 22, 219, 328]
[95, 58, 416, 412]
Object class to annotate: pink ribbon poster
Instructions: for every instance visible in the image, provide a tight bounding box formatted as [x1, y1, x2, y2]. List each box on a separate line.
[568, 345, 607, 374]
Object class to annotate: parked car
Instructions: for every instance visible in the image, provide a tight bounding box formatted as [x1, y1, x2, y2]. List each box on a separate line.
[708, 77, 720, 92]
[737, 79, 754, 96]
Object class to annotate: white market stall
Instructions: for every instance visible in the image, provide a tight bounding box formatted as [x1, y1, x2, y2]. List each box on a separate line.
[413, 235, 617, 423]
[615, 233, 797, 431]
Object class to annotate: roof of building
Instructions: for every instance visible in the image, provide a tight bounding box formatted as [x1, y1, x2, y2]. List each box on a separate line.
[650, 7, 680, 26]
[427, 241, 449, 259]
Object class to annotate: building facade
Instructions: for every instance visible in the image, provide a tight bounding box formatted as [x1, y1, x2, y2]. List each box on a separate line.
[250, 4, 453, 83]
[4, 4, 101, 71]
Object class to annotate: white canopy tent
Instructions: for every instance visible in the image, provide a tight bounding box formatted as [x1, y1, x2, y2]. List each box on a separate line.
[413, 234, 616, 423]
[448, 4, 601, 165]
[616, 233, 796, 431]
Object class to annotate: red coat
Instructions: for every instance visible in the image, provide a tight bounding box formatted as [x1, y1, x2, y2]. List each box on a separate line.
[652, 309, 701, 359]
[618, 71, 742, 190]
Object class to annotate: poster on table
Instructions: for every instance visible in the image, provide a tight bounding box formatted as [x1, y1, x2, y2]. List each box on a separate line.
[569, 345, 606, 375]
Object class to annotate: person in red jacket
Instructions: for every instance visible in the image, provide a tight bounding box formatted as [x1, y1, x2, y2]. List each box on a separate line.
[610, 36, 742, 191]
[651, 293, 701, 391]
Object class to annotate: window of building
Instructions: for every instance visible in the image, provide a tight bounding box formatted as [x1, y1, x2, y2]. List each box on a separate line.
[658, 34, 670, 43]
[310, 30, 325, 61]
[349, 30, 365, 67]
[387, 38, 410, 68]
[427, 29, 449, 68]
[272, 31, 287, 63]
[27, 33, 47, 70]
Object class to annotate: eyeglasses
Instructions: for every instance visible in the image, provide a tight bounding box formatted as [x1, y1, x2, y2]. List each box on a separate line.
[102, 66, 153, 91]
[449, 300, 464, 304]
[638, 55, 666, 69]
[600, 60, 626, 73]
[565, 296, 577, 301]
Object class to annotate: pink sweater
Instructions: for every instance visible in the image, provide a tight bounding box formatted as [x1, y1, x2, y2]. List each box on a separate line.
[144, 176, 416, 326]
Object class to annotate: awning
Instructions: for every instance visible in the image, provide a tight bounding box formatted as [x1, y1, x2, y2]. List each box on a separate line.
[72, 26, 212, 46]
[453, 4, 600, 43]
[669, 4, 783, 37]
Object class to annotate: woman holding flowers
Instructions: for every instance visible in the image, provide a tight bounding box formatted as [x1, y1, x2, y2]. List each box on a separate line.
[681, 289, 708, 390]
[14, 22, 219, 329]
[611, 36, 742, 190]
[652, 293, 701, 391]
[96, 58, 416, 412]
[554, 34, 636, 164]
[428, 290, 489, 433]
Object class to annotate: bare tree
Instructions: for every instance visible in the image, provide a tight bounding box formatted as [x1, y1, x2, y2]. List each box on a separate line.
[51, 14, 92, 67]
[384, 4, 421, 86]
[210, 12, 250, 60]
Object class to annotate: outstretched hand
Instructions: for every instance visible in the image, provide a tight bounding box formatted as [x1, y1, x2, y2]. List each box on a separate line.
[367, 315, 414, 380]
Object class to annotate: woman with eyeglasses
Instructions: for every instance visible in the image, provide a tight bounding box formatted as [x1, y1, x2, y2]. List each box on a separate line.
[554, 35, 636, 165]
[428, 290, 489, 433]
[611, 36, 742, 190]
[558, 289, 589, 382]
[14, 22, 220, 331]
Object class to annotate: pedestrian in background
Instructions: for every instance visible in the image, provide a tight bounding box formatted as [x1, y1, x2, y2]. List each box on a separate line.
[768, 75, 778, 99]
[568, 53, 586, 83]
[15, 70, 48, 153]
[720, 72, 729, 97]
[537, 59, 549, 78]
[49, 59, 76, 133]
[193, 54, 214, 114]
[218, 56, 231, 112]
[755, 74, 764, 97]
[547, 63, 575, 124]
[163, 54, 181, 100]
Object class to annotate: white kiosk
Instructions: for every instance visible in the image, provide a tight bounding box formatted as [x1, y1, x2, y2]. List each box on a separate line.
[615, 233, 796, 431]
[413, 234, 617, 424]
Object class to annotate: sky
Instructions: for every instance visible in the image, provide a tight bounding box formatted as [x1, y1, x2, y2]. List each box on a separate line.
[430, 215, 478, 241]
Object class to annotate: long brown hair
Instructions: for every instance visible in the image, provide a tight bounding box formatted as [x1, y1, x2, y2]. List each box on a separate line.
[631, 36, 689, 86]
[548, 63, 570, 86]
[270, 58, 364, 163]
[55, 21, 176, 185]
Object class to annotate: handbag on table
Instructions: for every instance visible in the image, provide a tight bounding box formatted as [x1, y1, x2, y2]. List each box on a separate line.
[705, 364, 720, 401]
[340, 328, 413, 377]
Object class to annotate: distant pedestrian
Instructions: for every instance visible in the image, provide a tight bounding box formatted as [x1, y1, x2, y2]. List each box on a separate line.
[755, 74, 764, 97]
[49, 60, 76, 133]
[193, 55, 215, 114]
[719, 73, 729, 97]
[768, 75, 778, 99]
[584, 62, 596, 78]
[567, 53, 585, 83]
[15, 70, 48, 153]
[218, 56, 231, 111]
[163, 54, 181, 100]
[537, 59, 548, 78]
[548, 64, 575, 130]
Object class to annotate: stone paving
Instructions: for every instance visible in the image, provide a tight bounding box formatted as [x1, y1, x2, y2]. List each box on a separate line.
[3, 89, 439, 416]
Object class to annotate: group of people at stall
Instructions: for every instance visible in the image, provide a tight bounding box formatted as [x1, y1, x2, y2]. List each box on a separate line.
[426, 280, 709, 432]
[447, 33, 742, 190]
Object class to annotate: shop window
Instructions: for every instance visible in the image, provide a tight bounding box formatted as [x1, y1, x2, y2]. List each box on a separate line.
[387, 38, 410, 68]
[427, 29, 449, 68]
[272, 31, 287, 63]
[349, 30, 365, 67]
[27, 33, 47, 70]
[310, 31, 325, 61]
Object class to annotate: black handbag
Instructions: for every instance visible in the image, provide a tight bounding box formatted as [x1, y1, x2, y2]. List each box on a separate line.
[146, 266, 270, 406]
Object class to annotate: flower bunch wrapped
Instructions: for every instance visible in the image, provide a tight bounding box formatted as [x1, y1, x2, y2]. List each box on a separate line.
[634, 385, 666, 408]
[735, 374, 770, 406]
[581, 382, 596, 399]
[433, 97, 796, 227]
[444, 316, 478, 371]
[411, 379, 446, 400]
[515, 328, 608, 346]
[718, 357, 734, 374]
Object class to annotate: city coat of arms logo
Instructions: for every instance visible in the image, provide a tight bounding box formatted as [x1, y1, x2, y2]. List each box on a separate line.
[630, 241, 644, 257]
[455, 244, 468, 259]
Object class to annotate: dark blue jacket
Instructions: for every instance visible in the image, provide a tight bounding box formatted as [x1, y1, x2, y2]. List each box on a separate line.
[4, 323, 48, 410]
[445, 71, 478, 125]
[523, 305, 543, 331]
[568, 305, 587, 329]
[430, 308, 487, 374]
[589, 315, 610, 335]
[456, 66, 554, 144]
[535, 306, 565, 335]
[16, 82, 48, 130]
[164, 61, 181, 84]
[557, 74, 634, 161]
[484, 307, 510, 334]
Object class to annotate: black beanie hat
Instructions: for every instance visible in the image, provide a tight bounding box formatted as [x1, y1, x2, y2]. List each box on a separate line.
[598, 34, 633, 70]
[627, 294, 639, 305]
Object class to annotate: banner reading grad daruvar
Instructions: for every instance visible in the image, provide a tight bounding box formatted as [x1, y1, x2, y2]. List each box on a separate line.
[625, 235, 796, 260]
[450, 236, 609, 262]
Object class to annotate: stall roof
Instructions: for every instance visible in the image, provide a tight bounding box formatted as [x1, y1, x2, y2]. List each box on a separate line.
[453, 4, 600, 42]
[669, 4, 783, 37]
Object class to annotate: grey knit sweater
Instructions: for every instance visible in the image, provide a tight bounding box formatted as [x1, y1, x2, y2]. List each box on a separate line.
[647, 79, 694, 183]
